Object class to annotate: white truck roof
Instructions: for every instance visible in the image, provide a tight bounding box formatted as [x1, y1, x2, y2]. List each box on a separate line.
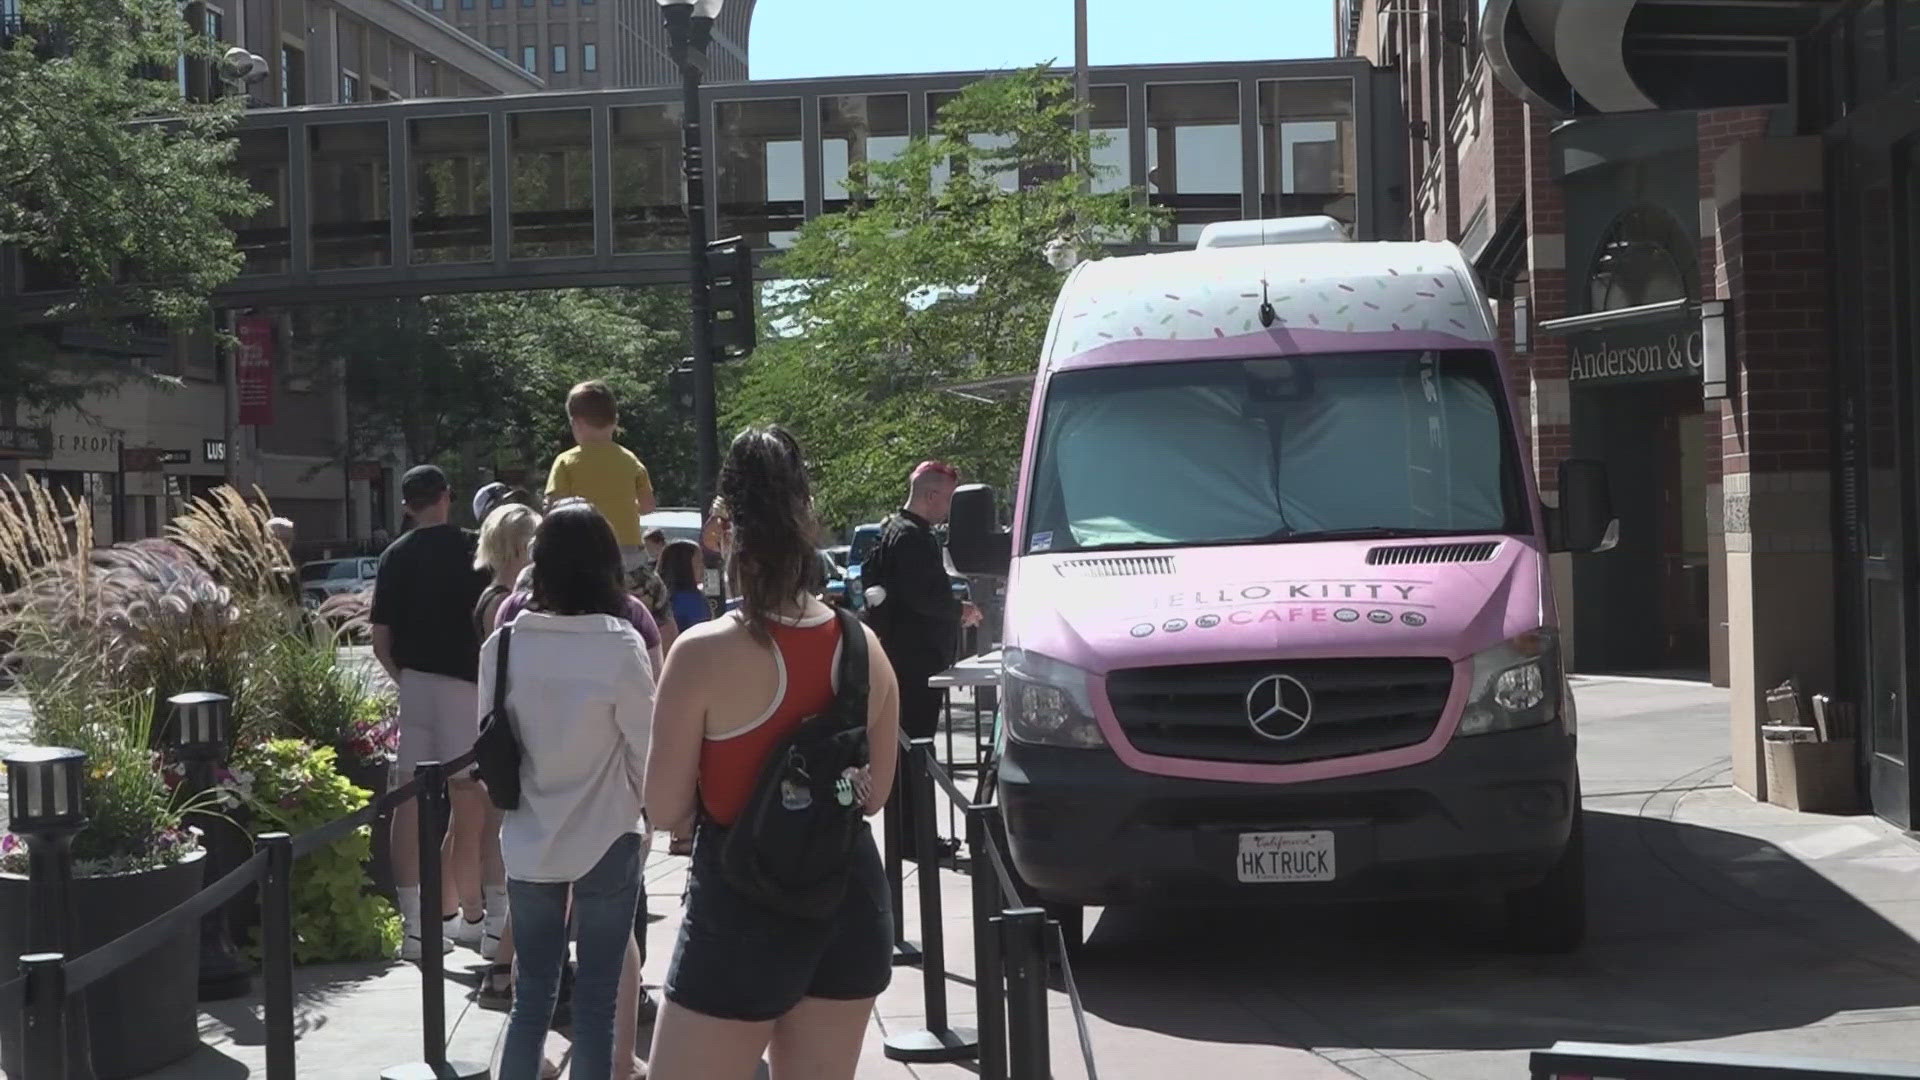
[1045, 233, 1495, 369]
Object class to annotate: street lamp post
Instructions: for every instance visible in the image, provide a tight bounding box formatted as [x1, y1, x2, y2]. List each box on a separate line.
[659, 0, 724, 510]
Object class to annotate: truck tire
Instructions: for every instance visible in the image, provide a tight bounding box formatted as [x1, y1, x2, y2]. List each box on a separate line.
[1502, 809, 1586, 954]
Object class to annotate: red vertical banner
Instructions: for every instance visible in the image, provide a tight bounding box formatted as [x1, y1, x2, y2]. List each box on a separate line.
[235, 316, 276, 427]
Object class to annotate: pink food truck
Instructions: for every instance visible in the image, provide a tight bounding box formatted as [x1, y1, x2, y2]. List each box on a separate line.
[947, 217, 1618, 954]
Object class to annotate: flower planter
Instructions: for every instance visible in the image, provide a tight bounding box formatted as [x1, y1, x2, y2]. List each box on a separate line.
[0, 849, 207, 1080]
[334, 750, 396, 901]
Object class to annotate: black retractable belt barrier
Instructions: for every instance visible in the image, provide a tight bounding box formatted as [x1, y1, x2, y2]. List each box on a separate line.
[968, 803, 1007, 1080]
[257, 832, 296, 1080]
[20, 952, 67, 1080]
[379, 761, 487, 1080]
[886, 741, 921, 967]
[1000, 907, 1051, 1080]
[882, 740, 978, 1064]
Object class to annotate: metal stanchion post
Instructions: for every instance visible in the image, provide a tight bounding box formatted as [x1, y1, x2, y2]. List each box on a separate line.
[7, 747, 95, 1080]
[257, 832, 296, 1080]
[884, 742, 978, 1063]
[381, 763, 487, 1080]
[1001, 907, 1051, 1080]
[168, 691, 252, 1001]
[887, 742, 921, 967]
[21, 952, 68, 1080]
[967, 804, 1007, 1080]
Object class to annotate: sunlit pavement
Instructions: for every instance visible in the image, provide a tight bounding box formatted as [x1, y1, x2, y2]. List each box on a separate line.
[13, 675, 1920, 1078]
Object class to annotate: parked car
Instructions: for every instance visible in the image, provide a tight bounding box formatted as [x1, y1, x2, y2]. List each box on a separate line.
[298, 558, 378, 608]
[817, 550, 849, 606]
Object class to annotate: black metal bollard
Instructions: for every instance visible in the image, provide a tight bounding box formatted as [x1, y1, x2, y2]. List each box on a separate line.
[882, 741, 978, 1063]
[168, 691, 253, 1002]
[968, 803, 1007, 1080]
[885, 743, 921, 967]
[257, 832, 296, 1080]
[7, 747, 96, 1080]
[380, 762, 488, 1080]
[20, 952, 68, 1080]
[1001, 907, 1051, 1080]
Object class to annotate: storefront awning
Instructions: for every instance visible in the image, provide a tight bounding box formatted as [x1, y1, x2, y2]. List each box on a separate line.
[1482, 0, 1824, 118]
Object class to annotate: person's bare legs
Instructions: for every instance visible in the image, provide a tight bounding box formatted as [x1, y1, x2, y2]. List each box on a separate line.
[646, 1001, 773, 1080]
[612, 934, 643, 1077]
[767, 997, 874, 1080]
[391, 798, 419, 889]
[448, 780, 489, 919]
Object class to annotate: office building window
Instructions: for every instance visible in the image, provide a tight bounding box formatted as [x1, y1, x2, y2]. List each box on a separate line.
[339, 70, 360, 103]
[491, 45, 507, 58]
[280, 44, 305, 105]
[551, 44, 566, 72]
[716, 98, 804, 248]
[822, 94, 910, 211]
[429, 0, 443, 9]
[1257, 79, 1357, 227]
[460, 0, 473, 8]
[582, 43, 596, 71]
[1146, 82, 1243, 242]
[491, 0, 504, 6]
[522, 45, 536, 71]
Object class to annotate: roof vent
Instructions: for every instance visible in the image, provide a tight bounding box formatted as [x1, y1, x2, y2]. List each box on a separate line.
[1053, 555, 1176, 578]
[1365, 541, 1500, 567]
[1195, 216, 1350, 250]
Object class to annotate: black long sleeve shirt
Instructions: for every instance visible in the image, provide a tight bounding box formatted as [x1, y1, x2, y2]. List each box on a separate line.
[868, 509, 960, 677]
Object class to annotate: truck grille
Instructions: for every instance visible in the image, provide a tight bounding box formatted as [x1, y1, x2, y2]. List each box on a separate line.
[1105, 658, 1456, 765]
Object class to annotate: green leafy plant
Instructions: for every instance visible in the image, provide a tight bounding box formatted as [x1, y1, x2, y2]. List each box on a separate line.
[244, 627, 377, 751]
[234, 739, 400, 963]
[3, 689, 204, 877]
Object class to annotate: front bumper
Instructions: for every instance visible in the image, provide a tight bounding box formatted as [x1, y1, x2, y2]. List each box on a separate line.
[998, 725, 1576, 905]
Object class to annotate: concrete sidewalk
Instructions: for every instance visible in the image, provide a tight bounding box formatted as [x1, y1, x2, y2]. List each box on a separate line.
[35, 675, 1920, 1078]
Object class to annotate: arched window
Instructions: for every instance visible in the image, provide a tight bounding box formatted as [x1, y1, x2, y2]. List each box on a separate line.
[1588, 205, 1697, 312]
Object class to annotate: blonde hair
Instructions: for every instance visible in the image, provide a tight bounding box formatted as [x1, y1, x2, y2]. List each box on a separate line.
[475, 503, 540, 574]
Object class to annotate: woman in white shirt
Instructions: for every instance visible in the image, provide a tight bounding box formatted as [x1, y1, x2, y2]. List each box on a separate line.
[479, 501, 655, 1080]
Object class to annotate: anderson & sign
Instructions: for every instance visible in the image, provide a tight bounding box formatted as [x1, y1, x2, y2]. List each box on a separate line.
[1568, 321, 1703, 385]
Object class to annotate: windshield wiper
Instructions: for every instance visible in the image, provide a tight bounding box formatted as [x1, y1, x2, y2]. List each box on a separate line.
[1275, 526, 1493, 543]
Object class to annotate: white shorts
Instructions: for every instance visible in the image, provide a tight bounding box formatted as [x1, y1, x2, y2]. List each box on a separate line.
[396, 669, 480, 777]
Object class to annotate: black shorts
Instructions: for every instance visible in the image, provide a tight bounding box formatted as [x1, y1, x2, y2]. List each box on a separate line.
[664, 826, 892, 1022]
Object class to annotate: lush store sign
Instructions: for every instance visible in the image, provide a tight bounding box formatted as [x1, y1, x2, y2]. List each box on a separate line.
[1568, 320, 1702, 385]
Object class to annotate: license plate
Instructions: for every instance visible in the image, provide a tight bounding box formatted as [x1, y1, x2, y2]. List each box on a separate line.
[1237, 831, 1335, 883]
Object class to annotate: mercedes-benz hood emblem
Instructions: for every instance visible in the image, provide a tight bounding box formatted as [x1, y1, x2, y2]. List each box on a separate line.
[1245, 674, 1314, 742]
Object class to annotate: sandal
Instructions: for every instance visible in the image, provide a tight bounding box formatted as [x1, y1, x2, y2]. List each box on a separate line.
[476, 963, 512, 1010]
[668, 836, 693, 857]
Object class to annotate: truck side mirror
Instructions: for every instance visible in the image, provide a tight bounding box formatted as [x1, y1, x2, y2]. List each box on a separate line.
[1550, 458, 1618, 554]
[948, 484, 1011, 576]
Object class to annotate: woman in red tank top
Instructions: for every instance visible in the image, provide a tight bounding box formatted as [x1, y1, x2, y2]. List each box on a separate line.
[644, 427, 900, 1080]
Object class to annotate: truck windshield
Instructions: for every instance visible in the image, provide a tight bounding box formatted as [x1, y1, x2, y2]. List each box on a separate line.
[1024, 350, 1529, 554]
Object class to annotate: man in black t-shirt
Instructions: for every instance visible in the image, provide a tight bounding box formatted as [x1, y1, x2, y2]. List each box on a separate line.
[372, 465, 492, 961]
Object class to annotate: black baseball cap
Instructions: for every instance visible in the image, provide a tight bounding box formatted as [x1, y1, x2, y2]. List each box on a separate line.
[401, 465, 450, 509]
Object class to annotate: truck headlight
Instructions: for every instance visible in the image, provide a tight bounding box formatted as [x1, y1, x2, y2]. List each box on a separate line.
[1003, 648, 1106, 749]
[1456, 629, 1562, 737]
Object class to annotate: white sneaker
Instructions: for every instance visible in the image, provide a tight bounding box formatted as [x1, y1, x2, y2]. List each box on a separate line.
[481, 912, 508, 961]
[447, 913, 487, 950]
[401, 931, 454, 961]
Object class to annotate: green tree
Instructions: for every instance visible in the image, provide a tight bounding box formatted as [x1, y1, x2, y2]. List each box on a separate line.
[306, 288, 697, 509]
[726, 67, 1164, 530]
[0, 0, 262, 414]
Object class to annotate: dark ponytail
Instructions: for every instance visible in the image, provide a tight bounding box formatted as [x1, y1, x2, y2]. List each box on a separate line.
[718, 425, 817, 633]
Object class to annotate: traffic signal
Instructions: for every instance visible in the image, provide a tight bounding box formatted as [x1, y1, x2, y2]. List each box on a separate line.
[704, 236, 757, 360]
[667, 358, 696, 411]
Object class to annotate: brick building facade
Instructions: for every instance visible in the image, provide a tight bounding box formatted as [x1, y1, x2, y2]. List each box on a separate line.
[1340, 0, 1897, 819]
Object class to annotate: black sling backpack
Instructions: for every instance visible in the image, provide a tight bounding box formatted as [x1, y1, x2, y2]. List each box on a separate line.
[719, 608, 872, 920]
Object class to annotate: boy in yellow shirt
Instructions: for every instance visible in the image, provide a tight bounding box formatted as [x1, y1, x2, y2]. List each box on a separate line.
[545, 379, 660, 581]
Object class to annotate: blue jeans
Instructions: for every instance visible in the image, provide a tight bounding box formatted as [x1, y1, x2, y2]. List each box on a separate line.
[500, 833, 642, 1080]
